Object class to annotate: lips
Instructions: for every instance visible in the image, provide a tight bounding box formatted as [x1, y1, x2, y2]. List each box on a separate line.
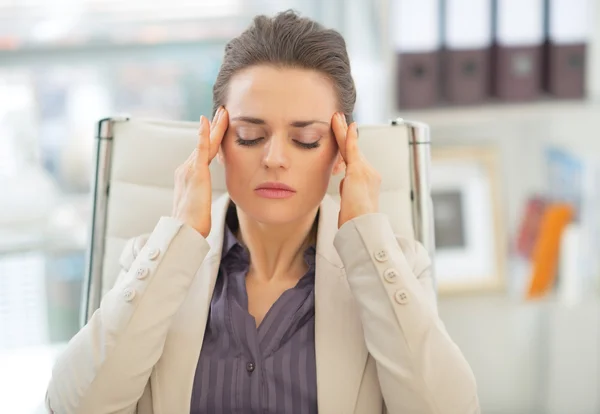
[255, 182, 296, 192]
[254, 182, 296, 199]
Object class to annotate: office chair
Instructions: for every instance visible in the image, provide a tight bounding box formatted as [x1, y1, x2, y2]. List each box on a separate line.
[81, 117, 434, 324]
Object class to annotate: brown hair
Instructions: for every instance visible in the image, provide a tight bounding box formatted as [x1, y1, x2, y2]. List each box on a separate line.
[212, 10, 356, 122]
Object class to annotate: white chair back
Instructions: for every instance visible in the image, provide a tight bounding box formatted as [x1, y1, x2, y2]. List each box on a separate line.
[82, 117, 434, 323]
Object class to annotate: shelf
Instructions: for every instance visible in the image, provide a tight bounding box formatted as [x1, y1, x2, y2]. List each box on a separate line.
[398, 99, 600, 130]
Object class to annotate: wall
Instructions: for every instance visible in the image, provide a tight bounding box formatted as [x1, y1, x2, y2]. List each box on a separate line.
[410, 3, 600, 413]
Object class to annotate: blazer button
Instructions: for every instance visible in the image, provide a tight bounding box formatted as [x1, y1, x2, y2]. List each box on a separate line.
[383, 268, 398, 283]
[147, 248, 160, 261]
[136, 267, 149, 280]
[374, 249, 388, 262]
[394, 289, 409, 305]
[246, 362, 255, 373]
[123, 287, 136, 302]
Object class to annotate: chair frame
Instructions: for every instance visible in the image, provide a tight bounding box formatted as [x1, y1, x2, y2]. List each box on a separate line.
[81, 117, 434, 325]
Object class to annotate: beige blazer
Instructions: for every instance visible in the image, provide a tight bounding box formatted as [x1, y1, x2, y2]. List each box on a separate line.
[46, 194, 480, 414]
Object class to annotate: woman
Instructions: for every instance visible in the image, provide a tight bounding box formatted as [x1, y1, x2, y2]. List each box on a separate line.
[46, 11, 479, 414]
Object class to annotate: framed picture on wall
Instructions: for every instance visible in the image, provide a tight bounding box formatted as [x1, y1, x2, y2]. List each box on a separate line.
[431, 146, 506, 294]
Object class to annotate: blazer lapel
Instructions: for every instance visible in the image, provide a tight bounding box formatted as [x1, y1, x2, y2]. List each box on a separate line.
[315, 195, 369, 414]
[148, 193, 369, 413]
[152, 193, 230, 414]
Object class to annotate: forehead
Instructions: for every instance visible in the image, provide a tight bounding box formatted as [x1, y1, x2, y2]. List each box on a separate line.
[225, 65, 338, 121]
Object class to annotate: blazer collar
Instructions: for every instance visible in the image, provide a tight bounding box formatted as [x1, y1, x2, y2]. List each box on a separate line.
[313, 194, 369, 413]
[204, 193, 232, 261]
[152, 193, 230, 413]
[155, 193, 368, 414]
[314, 195, 344, 269]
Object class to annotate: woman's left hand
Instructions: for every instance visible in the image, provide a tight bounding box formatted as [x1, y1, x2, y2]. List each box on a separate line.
[332, 112, 381, 228]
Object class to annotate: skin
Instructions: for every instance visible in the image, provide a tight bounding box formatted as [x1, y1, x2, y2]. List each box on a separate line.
[218, 66, 346, 325]
[173, 65, 381, 326]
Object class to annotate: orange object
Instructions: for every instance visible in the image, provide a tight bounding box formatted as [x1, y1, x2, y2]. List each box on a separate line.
[526, 203, 574, 299]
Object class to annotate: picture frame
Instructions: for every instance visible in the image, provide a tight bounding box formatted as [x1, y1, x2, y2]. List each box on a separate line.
[431, 146, 506, 294]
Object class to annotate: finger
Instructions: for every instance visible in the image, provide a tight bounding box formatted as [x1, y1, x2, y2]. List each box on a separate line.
[197, 115, 210, 164]
[345, 122, 360, 164]
[178, 145, 199, 176]
[331, 112, 349, 161]
[182, 148, 198, 168]
[209, 107, 229, 160]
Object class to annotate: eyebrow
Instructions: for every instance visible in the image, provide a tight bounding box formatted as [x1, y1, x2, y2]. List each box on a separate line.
[230, 116, 329, 127]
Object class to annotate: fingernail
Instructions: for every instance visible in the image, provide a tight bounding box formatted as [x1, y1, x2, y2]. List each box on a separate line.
[212, 108, 220, 123]
[199, 115, 205, 132]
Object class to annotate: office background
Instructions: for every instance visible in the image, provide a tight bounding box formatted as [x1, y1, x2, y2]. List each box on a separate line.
[1, 0, 600, 412]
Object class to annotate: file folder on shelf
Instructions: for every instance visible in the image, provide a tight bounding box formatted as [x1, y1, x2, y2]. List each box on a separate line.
[544, 0, 591, 98]
[493, 0, 545, 101]
[442, 0, 493, 104]
[393, 0, 441, 109]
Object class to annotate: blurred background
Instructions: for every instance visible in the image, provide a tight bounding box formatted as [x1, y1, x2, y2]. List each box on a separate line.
[0, 0, 599, 412]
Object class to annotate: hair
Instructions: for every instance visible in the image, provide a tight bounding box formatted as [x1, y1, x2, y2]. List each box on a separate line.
[212, 10, 356, 122]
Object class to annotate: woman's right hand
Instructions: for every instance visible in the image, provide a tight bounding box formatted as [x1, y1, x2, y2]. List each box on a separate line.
[172, 107, 229, 238]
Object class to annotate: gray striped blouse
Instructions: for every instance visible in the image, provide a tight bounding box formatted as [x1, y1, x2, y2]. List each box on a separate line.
[190, 207, 318, 414]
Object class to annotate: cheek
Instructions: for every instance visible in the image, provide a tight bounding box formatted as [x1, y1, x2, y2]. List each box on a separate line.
[304, 144, 338, 181]
[221, 137, 254, 180]
[321, 138, 340, 169]
[222, 132, 247, 164]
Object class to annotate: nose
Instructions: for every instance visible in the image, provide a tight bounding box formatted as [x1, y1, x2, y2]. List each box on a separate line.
[261, 135, 290, 170]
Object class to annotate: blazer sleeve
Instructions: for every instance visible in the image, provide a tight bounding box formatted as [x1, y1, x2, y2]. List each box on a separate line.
[333, 213, 480, 414]
[46, 217, 211, 414]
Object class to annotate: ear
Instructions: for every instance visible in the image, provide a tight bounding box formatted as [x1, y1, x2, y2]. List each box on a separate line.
[331, 151, 345, 175]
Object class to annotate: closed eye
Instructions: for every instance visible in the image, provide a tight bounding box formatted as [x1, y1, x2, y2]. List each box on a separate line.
[294, 139, 321, 149]
[235, 136, 264, 147]
[236, 136, 320, 149]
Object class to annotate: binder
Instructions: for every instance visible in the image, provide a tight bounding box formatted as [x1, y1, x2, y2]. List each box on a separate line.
[442, 0, 493, 104]
[527, 203, 573, 299]
[544, 0, 591, 98]
[515, 196, 547, 258]
[393, 0, 441, 109]
[493, 0, 545, 101]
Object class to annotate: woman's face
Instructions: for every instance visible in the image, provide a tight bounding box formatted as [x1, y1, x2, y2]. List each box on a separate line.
[219, 65, 343, 225]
